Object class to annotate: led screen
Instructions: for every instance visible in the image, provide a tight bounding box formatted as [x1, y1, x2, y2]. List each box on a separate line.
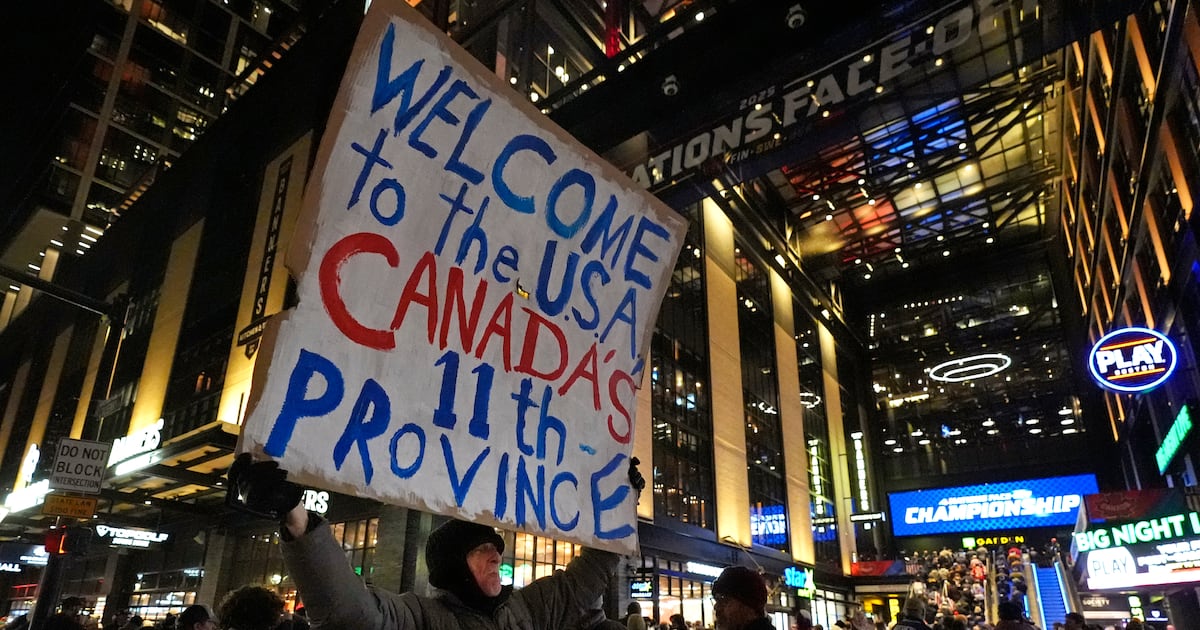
[888, 474, 1099, 537]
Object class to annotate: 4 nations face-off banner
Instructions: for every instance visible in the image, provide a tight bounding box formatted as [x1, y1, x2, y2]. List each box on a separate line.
[238, 0, 686, 554]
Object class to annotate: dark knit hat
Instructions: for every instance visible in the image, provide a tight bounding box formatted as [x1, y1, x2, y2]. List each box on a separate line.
[712, 566, 768, 611]
[425, 519, 505, 590]
[997, 601, 1022, 620]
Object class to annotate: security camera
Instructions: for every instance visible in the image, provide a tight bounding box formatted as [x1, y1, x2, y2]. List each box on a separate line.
[662, 75, 679, 97]
[786, 4, 806, 29]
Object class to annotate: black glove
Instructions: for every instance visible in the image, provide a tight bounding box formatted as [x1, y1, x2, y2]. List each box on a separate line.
[628, 456, 646, 495]
[226, 453, 304, 521]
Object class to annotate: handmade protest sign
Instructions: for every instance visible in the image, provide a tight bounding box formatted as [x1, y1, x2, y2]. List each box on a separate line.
[238, 0, 686, 554]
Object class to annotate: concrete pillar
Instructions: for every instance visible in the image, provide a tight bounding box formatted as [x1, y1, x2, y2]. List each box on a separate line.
[771, 271, 813, 565]
[702, 197, 750, 547]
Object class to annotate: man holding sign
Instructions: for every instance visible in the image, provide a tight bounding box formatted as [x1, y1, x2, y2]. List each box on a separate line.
[228, 454, 644, 630]
[231, 0, 683, 626]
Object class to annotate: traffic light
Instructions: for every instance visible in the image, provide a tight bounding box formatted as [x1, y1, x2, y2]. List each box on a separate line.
[45, 526, 92, 555]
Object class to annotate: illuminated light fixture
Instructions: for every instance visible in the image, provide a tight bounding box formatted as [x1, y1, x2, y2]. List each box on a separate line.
[901, 262, 910, 269]
[144, 500, 152, 505]
[554, 65, 564, 77]
[618, 64, 625, 72]
[580, 84, 589, 91]
[812, 193, 820, 201]
[926, 25, 935, 34]
[850, 432, 863, 439]
[875, 85, 884, 94]
[825, 214, 833, 221]
[38, 252, 45, 257]
[529, 92, 539, 102]
[987, 429, 999, 435]
[893, 447, 903, 453]
[820, 308, 831, 319]
[855, 258, 862, 264]
[863, 54, 872, 63]
[983, 222, 990, 228]
[78, 242, 91, 249]
[775, 254, 786, 266]
[907, 161, 914, 168]
[76, 250, 85, 255]
[1061, 418, 1075, 425]
[8, 285, 18, 292]
[863, 273, 871, 280]
[884, 439, 897, 446]
[27, 264, 40, 272]
[1029, 428, 1042, 434]
[547, 45, 554, 54]
[80, 233, 97, 243]
[1088, 327, 1178, 393]
[1058, 407, 1073, 415]
[918, 438, 931, 445]
[936, 235, 945, 241]
[868, 198, 876, 205]
[1063, 428, 1078, 434]
[695, 10, 704, 21]
[50, 239, 64, 247]
[773, 132, 781, 140]
[509, 76, 518, 84]
[935, 58, 944, 66]
[1026, 418, 1040, 425]
[986, 237, 994, 244]
[822, 110, 830, 118]
[958, 141, 967, 150]
[799, 392, 822, 409]
[911, 430, 924, 437]
[942, 250, 950, 257]
[85, 225, 103, 235]
[928, 353, 1012, 383]
[857, 178, 865, 185]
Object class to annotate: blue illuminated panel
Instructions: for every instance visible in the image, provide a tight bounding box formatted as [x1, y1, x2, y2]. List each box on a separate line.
[888, 474, 1099, 537]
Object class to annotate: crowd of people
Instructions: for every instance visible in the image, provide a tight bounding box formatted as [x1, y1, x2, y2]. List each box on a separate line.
[0, 588, 309, 630]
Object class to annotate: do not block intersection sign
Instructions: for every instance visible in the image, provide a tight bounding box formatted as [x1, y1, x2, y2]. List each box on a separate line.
[50, 438, 112, 495]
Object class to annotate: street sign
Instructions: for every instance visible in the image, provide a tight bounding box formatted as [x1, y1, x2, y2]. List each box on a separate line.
[49, 438, 111, 494]
[41, 494, 98, 519]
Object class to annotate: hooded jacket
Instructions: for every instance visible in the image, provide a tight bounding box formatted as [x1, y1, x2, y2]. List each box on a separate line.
[282, 516, 619, 630]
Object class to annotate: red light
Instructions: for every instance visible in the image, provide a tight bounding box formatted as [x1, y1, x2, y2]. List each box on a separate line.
[45, 530, 67, 555]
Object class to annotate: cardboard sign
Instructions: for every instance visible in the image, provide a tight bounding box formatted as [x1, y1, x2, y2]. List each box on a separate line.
[239, 0, 686, 553]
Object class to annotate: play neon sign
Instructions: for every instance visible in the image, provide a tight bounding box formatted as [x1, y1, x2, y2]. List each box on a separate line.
[1089, 327, 1177, 393]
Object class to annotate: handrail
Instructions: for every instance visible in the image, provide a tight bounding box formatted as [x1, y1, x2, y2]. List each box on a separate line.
[1025, 553, 1045, 629]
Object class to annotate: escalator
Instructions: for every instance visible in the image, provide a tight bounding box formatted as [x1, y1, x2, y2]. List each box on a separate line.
[1030, 562, 1070, 627]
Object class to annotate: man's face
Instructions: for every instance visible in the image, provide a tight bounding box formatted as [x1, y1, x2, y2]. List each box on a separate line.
[466, 542, 502, 597]
[714, 595, 756, 630]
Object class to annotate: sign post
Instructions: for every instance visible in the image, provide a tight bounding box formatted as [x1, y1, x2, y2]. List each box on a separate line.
[238, 0, 686, 554]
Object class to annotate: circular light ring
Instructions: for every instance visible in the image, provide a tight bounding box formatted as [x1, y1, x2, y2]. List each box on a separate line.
[1088, 326, 1177, 393]
[928, 353, 1012, 383]
[799, 392, 822, 409]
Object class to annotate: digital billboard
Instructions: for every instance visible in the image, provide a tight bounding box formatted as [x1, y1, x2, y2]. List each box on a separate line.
[1075, 511, 1200, 590]
[888, 474, 1098, 537]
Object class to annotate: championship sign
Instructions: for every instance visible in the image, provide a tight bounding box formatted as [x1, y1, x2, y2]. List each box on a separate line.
[1088, 327, 1177, 393]
[239, 0, 686, 553]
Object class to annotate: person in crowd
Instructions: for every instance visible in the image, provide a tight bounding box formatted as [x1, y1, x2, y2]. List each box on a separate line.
[177, 605, 217, 630]
[217, 586, 284, 630]
[44, 597, 87, 630]
[627, 603, 648, 630]
[710, 566, 773, 630]
[227, 453, 645, 630]
[794, 610, 812, 630]
[670, 615, 689, 630]
[120, 615, 143, 630]
[1062, 613, 1086, 630]
[892, 596, 931, 630]
[995, 602, 1034, 630]
[103, 609, 130, 630]
[156, 614, 176, 630]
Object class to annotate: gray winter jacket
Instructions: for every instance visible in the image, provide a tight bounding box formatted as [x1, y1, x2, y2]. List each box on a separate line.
[281, 518, 620, 630]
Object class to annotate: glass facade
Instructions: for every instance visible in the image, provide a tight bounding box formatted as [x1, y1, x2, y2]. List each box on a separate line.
[794, 307, 839, 571]
[735, 241, 786, 552]
[649, 204, 714, 530]
[501, 532, 581, 588]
